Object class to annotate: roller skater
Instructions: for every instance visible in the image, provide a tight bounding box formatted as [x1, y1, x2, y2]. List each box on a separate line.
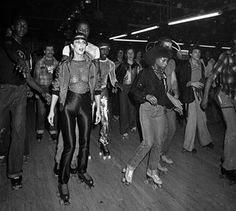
[97, 42, 122, 160]
[48, 32, 101, 202]
[121, 46, 183, 187]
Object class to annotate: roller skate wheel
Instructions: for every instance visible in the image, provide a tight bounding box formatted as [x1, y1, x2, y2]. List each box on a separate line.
[88, 155, 92, 160]
[152, 184, 158, 189]
[122, 168, 126, 173]
[107, 155, 111, 159]
[99, 152, 102, 156]
[103, 156, 107, 160]
[144, 180, 149, 185]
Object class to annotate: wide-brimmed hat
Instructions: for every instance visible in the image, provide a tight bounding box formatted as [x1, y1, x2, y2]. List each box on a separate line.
[144, 46, 171, 66]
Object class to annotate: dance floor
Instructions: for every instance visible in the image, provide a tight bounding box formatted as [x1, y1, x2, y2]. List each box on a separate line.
[1, 103, 236, 211]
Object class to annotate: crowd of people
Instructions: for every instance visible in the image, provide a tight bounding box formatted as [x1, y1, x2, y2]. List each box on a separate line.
[0, 17, 236, 205]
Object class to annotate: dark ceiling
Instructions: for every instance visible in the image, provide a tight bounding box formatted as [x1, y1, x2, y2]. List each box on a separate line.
[1, 0, 236, 47]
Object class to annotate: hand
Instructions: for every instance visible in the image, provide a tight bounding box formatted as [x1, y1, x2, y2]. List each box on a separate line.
[112, 87, 118, 93]
[48, 110, 54, 126]
[167, 93, 183, 111]
[200, 97, 208, 111]
[115, 83, 123, 92]
[16, 59, 29, 78]
[146, 94, 158, 105]
[174, 107, 183, 115]
[191, 81, 204, 89]
[94, 109, 101, 125]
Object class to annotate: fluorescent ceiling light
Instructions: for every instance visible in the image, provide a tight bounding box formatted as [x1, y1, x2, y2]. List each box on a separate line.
[131, 25, 159, 35]
[199, 44, 216, 48]
[109, 34, 127, 40]
[222, 46, 230, 50]
[113, 38, 148, 43]
[168, 11, 222, 25]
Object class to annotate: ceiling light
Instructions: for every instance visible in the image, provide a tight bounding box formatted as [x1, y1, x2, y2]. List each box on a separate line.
[168, 10, 222, 25]
[113, 39, 148, 43]
[109, 34, 128, 40]
[199, 44, 216, 48]
[222, 46, 230, 50]
[131, 25, 159, 35]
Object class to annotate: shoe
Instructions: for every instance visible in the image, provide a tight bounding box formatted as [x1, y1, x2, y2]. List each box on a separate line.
[130, 127, 137, 132]
[11, 176, 22, 190]
[205, 143, 214, 149]
[157, 162, 168, 173]
[221, 165, 236, 183]
[99, 143, 111, 160]
[54, 162, 59, 176]
[36, 133, 43, 142]
[161, 155, 173, 164]
[182, 148, 197, 154]
[121, 133, 129, 141]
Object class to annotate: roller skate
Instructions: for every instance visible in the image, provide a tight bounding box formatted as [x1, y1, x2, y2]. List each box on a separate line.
[11, 176, 22, 190]
[220, 165, 236, 185]
[70, 166, 77, 176]
[121, 165, 135, 185]
[99, 143, 111, 160]
[157, 162, 168, 174]
[77, 172, 94, 188]
[36, 133, 43, 142]
[161, 155, 173, 165]
[145, 169, 162, 189]
[57, 184, 71, 205]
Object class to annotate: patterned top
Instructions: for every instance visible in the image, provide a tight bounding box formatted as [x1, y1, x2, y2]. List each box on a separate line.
[99, 58, 117, 89]
[212, 50, 236, 100]
[68, 60, 90, 94]
[34, 56, 58, 88]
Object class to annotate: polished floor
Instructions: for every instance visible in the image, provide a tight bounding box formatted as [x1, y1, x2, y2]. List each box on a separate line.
[0, 103, 236, 211]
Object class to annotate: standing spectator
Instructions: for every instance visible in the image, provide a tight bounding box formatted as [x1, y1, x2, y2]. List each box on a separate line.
[116, 47, 139, 140]
[0, 18, 50, 189]
[201, 32, 236, 182]
[34, 43, 59, 142]
[179, 45, 213, 153]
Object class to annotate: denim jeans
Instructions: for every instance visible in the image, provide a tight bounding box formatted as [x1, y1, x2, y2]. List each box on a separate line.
[0, 84, 27, 178]
[162, 109, 176, 155]
[119, 85, 136, 135]
[217, 91, 236, 170]
[36, 96, 57, 136]
[128, 102, 166, 170]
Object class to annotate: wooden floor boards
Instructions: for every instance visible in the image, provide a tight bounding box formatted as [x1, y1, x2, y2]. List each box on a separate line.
[0, 105, 236, 211]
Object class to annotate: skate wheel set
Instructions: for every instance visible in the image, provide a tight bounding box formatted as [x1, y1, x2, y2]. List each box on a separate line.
[144, 175, 162, 189]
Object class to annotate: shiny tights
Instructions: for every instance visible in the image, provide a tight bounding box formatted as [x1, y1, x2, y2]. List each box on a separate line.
[59, 91, 92, 184]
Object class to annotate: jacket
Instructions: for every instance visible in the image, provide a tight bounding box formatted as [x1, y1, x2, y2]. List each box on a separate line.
[178, 60, 205, 104]
[52, 58, 101, 110]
